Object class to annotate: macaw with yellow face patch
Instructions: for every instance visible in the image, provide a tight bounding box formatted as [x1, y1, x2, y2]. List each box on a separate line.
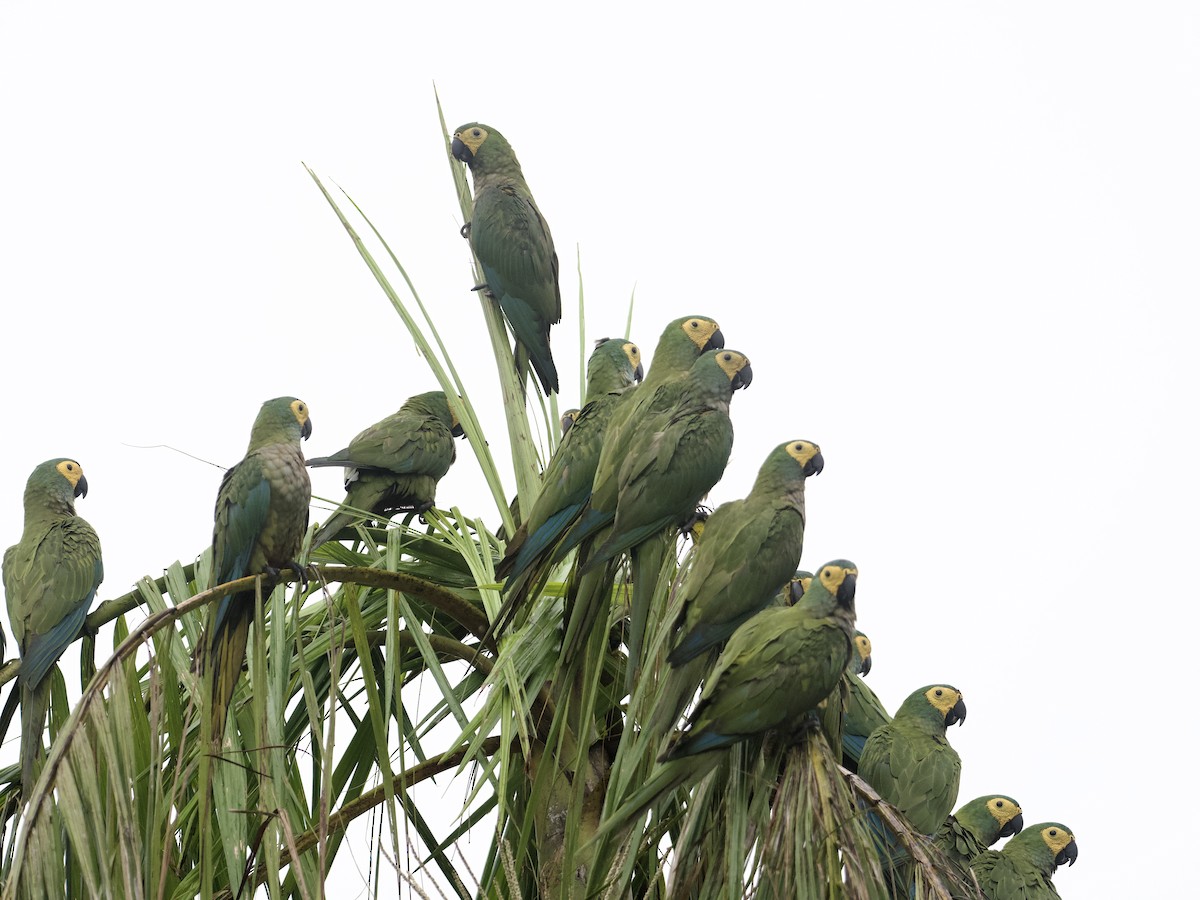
[970, 822, 1078, 899]
[4, 458, 103, 795]
[452, 122, 561, 395]
[842, 630, 890, 771]
[935, 795, 1025, 893]
[858, 684, 968, 833]
[648, 440, 824, 735]
[202, 397, 311, 740]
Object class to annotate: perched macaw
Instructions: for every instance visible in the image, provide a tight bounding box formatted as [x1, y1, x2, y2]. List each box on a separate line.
[669, 440, 824, 665]
[452, 122, 561, 395]
[307, 391, 464, 548]
[594, 561, 858, 841]
[202, 397, 311, 739]
[3, 459, 103, 795]
[858, 684, 967, 833]
[936, 794, 1025, 889]
[499, 317, 720, 596]
[650, 440, 824, 734]
[663, 559, 858, 759]
[970, 822, 1078, 899]
[842, 630, 890, 771]
[778, 570, 814, 606]
[494, 339, 642, 632]
[566, 349, 753, 687]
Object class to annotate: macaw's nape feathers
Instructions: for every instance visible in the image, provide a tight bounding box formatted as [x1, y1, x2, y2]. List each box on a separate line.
[200, 397, 312, 741]
[452, 122, 562, 395]
[307, 391, 464, 549]
[4, 457, 104, 796]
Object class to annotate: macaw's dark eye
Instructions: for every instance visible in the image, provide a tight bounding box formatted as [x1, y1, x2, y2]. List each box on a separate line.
[472, 129, 481, 137]
[996, 801, 1003, 808]
[66, 464, 74, 471]
[935, 689, 943, 697]
[1050, 830, 1058, 837]
[690, 321, 698, 328]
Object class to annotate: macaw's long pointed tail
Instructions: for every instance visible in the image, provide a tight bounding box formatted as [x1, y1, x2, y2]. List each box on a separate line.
[645, 653, 712, 741]
[19, 678, 51, 798]
[204, 591, 255, 745]
[625, 533, 673, 696]
[561, 558, 620, 663]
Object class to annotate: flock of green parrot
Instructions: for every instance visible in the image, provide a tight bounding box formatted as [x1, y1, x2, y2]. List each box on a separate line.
[0, 121, 1079, 897]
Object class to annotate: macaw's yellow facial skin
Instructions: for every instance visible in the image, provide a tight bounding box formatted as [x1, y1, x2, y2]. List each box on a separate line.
[4, 457, 104, 796]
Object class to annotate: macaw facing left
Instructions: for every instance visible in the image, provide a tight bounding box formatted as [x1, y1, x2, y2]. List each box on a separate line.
[452, 122, 561, 395]
[202, 397, 311, 740]
[4, 458, 103, 796]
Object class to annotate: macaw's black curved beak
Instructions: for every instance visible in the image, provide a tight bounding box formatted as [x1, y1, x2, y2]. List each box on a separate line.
[1056, 839, 1078, 868]
[999, 813, 1024, 838]
[452, 422, 466, 438]
[945, 696, 967, 727]
[837, 573, 857, 607]
[634, 361, 645, 382]
[301, 419, 313, 441]
[75, 475, 88, 499]
[705, 328, 725, 352]
[859, 653, 872, 677]
[451, 137, 472, 163]
[731, 364, 753, 391]
[787, 579, 806, 605]
[806, 452, 825, 477]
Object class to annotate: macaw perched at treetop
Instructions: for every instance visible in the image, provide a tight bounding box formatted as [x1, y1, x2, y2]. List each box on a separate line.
[842, 630, 891, 771]
[857, 683, 967, 834]
[970, 822, 1078, 900]
[498, 317, 721, 601]
[649, 439, 824, 735]
[202, 397, 311, 740]
[663, 559, 858, 760]
[594, 560, 858, 841]
[452, 122, 561, 395]
[494, 338, 643, 630]
[307, 391, 464, 548]
[935, 794, 1025, 892]
[3, 458, 103, 796]
[564, 348, 753, 687]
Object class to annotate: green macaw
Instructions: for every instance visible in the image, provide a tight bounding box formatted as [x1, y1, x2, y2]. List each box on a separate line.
[499, 317, 721, 592]
[664, 559, 857, 759]
[935, 794, 1025, 889]
[202, 397, 312, 739]
[565, 349, 753, 687]
[594, 561, 857, 841]
[842, 630, 890, 771]
[650, 440, 824, 734]
[497, 338, 643, 592]
[3, 459, 103, 796]
[668, 440, 824, 664]
[857, 684, 967, 833]
[452, 122, 561, 395]
[307, 391, 464, 548]
[970, 822, 1078, 899]
[779, 570, 814, 605]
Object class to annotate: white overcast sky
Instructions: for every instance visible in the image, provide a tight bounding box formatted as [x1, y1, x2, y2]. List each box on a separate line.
[2, 2, 1197, 895]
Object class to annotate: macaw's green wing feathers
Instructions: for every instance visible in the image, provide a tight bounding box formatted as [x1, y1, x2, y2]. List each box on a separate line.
[667, 439, 823, 667]
[858, 684, 967, 834]
[843, 671, 890, 770]
[3, 457, 103, 795]
[309, 392, 461, 548]
[453, 123, 561, 394]
[664, 560, 858, 760]
[201, 397, 312, 740]
[970, 822, 1077, 900]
